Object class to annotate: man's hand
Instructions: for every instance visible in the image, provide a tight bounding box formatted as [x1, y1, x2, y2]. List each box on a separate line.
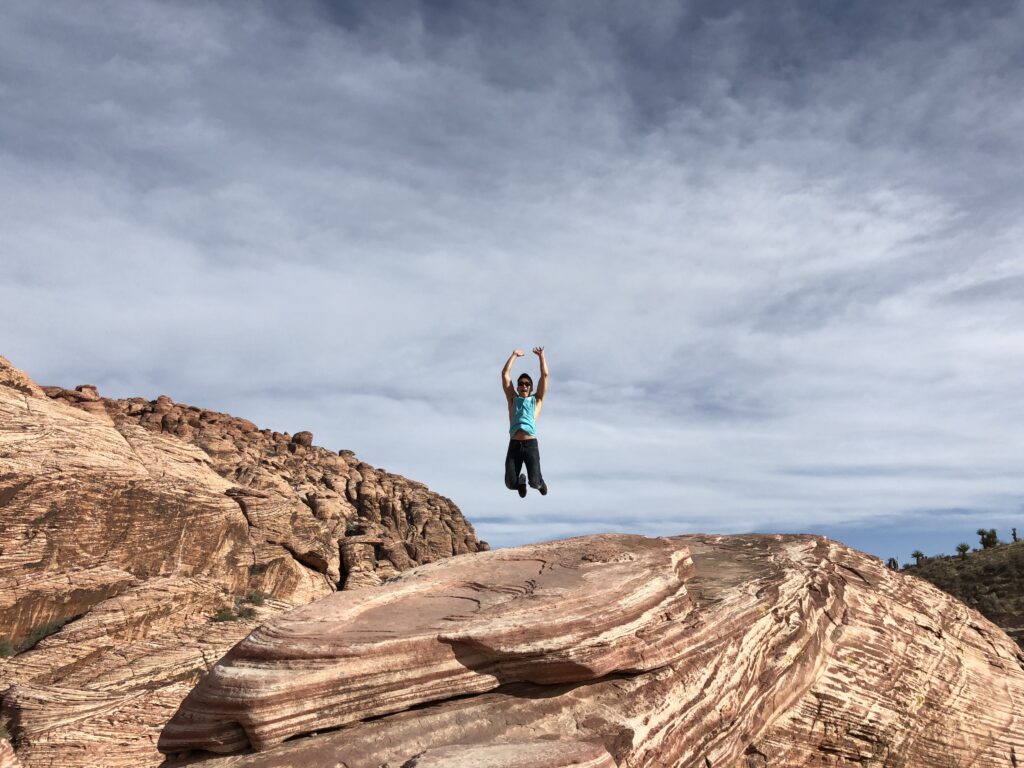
[514, 349, 525, 357]
[532, 346, 544, 356]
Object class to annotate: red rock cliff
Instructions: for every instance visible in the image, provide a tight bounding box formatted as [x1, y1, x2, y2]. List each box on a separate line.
[0, 355, 486, 768]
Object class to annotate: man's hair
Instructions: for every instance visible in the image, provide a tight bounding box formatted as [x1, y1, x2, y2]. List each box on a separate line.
[517, 374, 533, 388]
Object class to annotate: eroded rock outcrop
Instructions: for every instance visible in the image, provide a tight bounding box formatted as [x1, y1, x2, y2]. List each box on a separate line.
[159, 535, 693, 753]
[160, 534, 1024, 768]
[0, 739, 20, 768]
[0, 355, 486, 768]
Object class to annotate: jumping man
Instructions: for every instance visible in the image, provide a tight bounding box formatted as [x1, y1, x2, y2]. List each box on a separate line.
[501, 346, 548, 497]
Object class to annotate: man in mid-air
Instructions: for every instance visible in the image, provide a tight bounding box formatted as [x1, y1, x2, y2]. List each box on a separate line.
[501, 346, 548, 497]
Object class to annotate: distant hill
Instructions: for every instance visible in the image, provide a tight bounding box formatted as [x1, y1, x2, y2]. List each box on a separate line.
[904, 539, 1024, 648]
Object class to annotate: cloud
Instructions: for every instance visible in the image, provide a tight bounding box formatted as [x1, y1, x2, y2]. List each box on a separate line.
[2, 0, 1022, 562]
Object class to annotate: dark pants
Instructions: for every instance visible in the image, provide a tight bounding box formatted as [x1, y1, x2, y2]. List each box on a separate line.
[504, 439, 544, 490]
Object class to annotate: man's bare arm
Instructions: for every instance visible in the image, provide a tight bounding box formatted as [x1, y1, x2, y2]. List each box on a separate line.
[534, 346, 548, 402]
[502, 349, 524, 400]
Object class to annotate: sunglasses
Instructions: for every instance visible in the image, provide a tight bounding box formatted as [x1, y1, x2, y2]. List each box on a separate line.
[517, 381, 532, 388]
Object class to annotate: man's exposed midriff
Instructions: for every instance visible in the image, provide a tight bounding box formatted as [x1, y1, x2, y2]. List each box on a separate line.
[510, 430, 536, 440]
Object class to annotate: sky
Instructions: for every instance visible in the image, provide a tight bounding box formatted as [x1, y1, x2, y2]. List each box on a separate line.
[2, 0, 1023, 566]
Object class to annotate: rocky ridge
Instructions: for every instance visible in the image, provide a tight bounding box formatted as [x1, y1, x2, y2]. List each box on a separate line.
[0, 355, 486, 768]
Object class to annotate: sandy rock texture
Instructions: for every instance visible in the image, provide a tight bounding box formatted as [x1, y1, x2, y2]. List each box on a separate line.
[159, 535, 694, 753]
[161, 533, 1024, 768]
[400, 741, 617, 768]
[0, 739, 20, 768]
[0, 355, 486, 768]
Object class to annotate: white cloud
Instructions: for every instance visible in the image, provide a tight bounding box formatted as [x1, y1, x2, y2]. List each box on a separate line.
[2, 0, 1022, 561]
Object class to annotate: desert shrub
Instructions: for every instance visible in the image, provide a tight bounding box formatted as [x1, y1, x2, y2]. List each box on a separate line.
[977, 528, 999, 549]
[214, 596, 263, 622]
[0, 639, 15, 657]
[978, 594, 1002, 615]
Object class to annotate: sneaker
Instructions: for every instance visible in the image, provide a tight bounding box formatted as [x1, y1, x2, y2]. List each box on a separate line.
[539, 481, 548, 496]
[517, 473, 527, 498]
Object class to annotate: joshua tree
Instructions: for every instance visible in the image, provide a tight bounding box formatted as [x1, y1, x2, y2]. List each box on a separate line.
[977, 528, 999, 549]
[1013, 527, 1018, 543]
[911, 550, 925, 566]
[956, 543, 970, 560]
[886, 557, 899, 570]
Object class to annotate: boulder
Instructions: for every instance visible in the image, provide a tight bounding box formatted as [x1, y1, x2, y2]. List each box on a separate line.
[161, 534, 1024, 768]
[159, 535, 694, 753]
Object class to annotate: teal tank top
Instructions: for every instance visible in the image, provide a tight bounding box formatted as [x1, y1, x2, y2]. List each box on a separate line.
[510, 395, 537, 437]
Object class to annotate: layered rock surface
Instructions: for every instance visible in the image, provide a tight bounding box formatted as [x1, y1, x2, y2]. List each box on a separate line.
[0, 355, 486, 768]
[400, 742, 617, 768]
[0, 739, 20, 768]
[160, 535, 694, 753]
[162, 534, 1024, 768]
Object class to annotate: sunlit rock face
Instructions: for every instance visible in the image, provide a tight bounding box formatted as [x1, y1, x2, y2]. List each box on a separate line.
[0, 355, 486, 768]
[399, 741, 619, 768]
[161, 533, 1024, 768]
[0, 739, 20, 768]
[159, 534, 695, 754]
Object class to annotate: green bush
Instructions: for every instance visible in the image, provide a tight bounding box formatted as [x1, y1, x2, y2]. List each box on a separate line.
[213, 596, 264, 622]
[978, 594, 1002, 614]
[0, 638, 15, 657]
[977, 528, 999, 549]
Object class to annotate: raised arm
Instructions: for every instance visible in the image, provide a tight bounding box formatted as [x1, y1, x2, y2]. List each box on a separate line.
[533, 346, 548, 402]
[502, 349, 524, 401]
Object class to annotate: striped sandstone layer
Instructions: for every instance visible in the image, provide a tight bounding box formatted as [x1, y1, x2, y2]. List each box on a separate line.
[163, 534, 1024, 768]
[159, 535, 694, 753]
[399, 741, 618, 767]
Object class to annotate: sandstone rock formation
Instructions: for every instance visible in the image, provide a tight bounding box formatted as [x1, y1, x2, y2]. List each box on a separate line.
[400, 742, 617, 768]
[160, 534, 1024, 768]
[0, 739, 20, 768]
[0, 355, 486, 768]
[159, 535, 694, 753]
